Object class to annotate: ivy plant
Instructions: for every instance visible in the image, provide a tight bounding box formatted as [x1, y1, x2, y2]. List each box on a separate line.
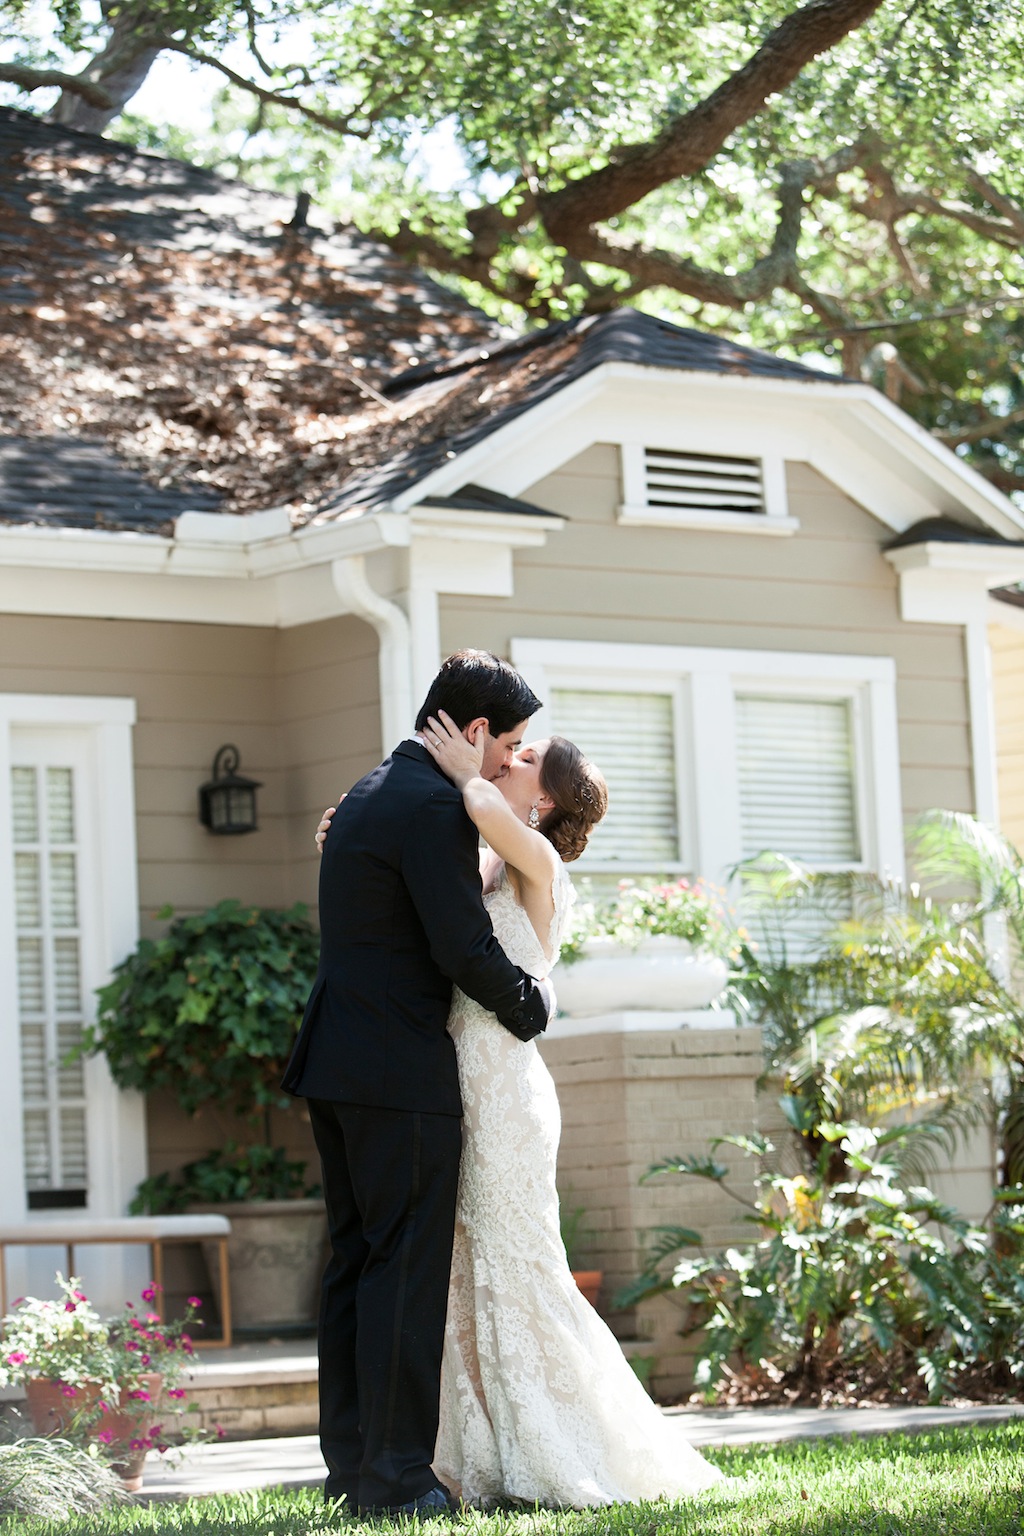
[82, 899, 319, 1118]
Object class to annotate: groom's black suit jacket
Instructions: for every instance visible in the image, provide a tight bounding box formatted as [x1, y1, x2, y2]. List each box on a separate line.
[281, 739, 549, 1116]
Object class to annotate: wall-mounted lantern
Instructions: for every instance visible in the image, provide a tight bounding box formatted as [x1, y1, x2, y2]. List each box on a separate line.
[198, 744, 261, 835]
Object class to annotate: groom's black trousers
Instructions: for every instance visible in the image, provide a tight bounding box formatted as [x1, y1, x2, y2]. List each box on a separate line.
[307, 1098, 463, 1511]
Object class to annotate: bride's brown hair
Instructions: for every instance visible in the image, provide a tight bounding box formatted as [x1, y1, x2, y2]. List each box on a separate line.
[538, 736, 608, 863]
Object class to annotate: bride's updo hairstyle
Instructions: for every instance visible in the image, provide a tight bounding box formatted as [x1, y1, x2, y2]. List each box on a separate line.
[538, 736, 608, 863]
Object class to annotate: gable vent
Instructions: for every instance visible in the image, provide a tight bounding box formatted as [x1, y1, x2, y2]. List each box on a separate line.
[644, 448, 765, 516]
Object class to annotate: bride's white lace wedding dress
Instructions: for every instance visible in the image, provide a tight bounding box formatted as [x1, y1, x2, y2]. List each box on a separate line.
[434, 863, 723, 1508]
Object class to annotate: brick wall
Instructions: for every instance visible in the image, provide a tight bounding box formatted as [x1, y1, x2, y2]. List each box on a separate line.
[540, 1024, 763, 1401]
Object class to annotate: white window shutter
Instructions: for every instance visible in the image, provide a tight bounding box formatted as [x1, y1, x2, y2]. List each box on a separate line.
[736, 695, 860, 864]
[549, 689, 680, 866]
[11, 762, 89, 1203]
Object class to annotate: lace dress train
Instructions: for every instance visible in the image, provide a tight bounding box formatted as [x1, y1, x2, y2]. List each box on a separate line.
[434, 866, 722, 1507]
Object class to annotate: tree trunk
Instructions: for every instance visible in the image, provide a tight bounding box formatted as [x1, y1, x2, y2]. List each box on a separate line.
[49, 5, 164, 134]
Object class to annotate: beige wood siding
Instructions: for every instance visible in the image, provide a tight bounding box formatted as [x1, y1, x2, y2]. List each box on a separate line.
[439, 450, 975, 826]
[991, 621, 1024, 853]
[0, 610, 381, 1199]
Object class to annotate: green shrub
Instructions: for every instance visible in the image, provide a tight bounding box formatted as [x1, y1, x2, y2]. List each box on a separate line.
[82, 900, 319, 1117]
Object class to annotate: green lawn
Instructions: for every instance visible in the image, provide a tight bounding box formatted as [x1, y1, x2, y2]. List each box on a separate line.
[4, 1425, 1024, 1536]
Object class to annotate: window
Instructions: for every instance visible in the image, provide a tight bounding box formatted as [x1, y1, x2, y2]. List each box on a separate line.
[551, 688, 682, 869]
[735, 695, 861, 867]
[618, 443, 797, 534]
[513, 640, 903, 894]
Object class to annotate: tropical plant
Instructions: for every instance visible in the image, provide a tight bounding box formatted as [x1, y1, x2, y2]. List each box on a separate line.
[131, 1142, 318, 1215]
[561, 877, 740, 964]
[620, 1121, 1024, 1402]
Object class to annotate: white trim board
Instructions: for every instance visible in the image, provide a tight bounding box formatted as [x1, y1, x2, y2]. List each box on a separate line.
[393, 364, 1024, 541]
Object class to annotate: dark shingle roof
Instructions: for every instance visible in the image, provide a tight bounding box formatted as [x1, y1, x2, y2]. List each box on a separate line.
[885, 516, 1024, 550]
[0, 106, 850, 535]
[308, 309, 848, 519]
[0, 436, 219, 530]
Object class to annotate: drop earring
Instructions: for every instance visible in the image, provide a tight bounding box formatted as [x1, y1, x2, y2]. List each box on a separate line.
[528, 804, 540, 829]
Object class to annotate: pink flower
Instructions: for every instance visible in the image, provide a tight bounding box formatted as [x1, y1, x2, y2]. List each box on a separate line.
[64, 1301, 76, 1312]
[156, 1443, 169, 1455]
[146, 1312, 161, 1324]
[73, 1290, 87, 1302]
[129, 1389, 151, 1401]
[96, 1430, 114, 1444]
[166, 1387, 186, 1400]
[129, 1439, 147, 1452]
[187, 1296, 203, 1308]
[60, 1385, 77, 1399]
[215, 1424, 226, 1439]
[5, 1352, 27, 1366]
[140, 1354, 151, 1365]
[99, 1401, 111, 1412]
[140, 1284, 161, 1303]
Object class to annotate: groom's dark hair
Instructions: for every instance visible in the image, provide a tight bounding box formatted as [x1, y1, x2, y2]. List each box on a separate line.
[415, 649, 541, 737]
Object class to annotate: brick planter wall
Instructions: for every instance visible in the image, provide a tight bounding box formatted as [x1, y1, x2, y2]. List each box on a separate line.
[540, 1022, 763, 1403]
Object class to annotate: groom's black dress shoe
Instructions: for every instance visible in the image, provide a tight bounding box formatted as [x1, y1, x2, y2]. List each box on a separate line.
[394, 1487, 452, 1516]
[357, 1486, 453, 1519]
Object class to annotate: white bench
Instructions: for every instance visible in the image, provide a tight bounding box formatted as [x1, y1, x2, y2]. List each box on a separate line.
[0, 1216, 233, 1347]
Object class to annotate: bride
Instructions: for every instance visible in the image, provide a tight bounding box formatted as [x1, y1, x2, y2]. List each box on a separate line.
[317, 715, 722, 1508]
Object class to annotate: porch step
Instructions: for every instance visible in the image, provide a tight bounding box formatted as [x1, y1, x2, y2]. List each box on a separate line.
[1, 1335, 659, 1441]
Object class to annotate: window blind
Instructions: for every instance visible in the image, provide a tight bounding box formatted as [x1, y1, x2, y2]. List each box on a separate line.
[736, 695, 860, 865]
[549, 689, 680, 865]
[12, 764, 89, 1200]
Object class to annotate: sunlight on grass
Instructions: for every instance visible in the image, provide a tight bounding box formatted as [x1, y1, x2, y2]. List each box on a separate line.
[3, 1425, 1023, 1536]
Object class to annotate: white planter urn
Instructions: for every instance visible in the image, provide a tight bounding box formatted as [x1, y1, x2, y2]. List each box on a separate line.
[554, 934, 728, 1017]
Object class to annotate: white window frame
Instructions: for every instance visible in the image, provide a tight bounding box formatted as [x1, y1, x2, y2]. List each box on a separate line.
[512, 639, 905, 888]
[618, 442, 799, 535]
[0, 695, 144, 1229]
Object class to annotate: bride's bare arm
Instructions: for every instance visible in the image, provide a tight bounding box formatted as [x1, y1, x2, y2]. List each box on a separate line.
[422, 712, 559, 890]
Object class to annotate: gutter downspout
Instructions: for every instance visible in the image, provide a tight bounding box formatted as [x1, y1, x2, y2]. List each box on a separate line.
[331, 557, 413, 755]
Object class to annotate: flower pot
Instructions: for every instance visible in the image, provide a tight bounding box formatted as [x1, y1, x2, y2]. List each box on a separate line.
[556, 935, 728, 1017]
[24, 1373, 163, 1491]
[571, 1270, 603, 1308]
[191, 1197, 329, 1334]
[24, 1375, 102, 1436]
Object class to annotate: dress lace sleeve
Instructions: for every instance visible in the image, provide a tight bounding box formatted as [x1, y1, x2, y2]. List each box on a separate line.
[546, 864, 577, 966]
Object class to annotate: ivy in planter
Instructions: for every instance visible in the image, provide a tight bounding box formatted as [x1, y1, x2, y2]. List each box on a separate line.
[81, 898, 319, 1120]
[131, 1142, 320, 1215]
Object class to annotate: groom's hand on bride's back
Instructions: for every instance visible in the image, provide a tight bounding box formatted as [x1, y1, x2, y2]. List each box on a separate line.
[314, 800, 343, 853]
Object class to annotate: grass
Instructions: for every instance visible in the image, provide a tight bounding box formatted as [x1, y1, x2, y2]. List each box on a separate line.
[2, 1424, 1023, 1536]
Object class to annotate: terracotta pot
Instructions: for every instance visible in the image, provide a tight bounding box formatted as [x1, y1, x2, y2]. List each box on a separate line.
[572, 1269, 603, 1308]
[24, 1373, 163, 1492]
[191, 1197, 328, 1334]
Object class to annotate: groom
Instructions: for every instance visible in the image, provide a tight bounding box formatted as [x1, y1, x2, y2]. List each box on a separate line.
[282, 649, 554, 1514]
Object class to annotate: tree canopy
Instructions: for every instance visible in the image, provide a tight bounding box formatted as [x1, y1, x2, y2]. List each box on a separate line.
[3, 0, 1023, 496]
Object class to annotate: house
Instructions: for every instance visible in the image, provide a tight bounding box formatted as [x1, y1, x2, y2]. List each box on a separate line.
[4, 105, 1024, 1382]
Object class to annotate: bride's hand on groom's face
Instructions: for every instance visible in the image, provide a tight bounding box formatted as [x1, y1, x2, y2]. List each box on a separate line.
[423, 710, 484, 789]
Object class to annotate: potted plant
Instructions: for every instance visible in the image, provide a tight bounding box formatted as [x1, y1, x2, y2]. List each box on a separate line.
[559, 1201, 602, 1308]
[556, 878, 740, 1017]
[81, 899, 325, 1334]
[0, 1274, 203, 1491]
